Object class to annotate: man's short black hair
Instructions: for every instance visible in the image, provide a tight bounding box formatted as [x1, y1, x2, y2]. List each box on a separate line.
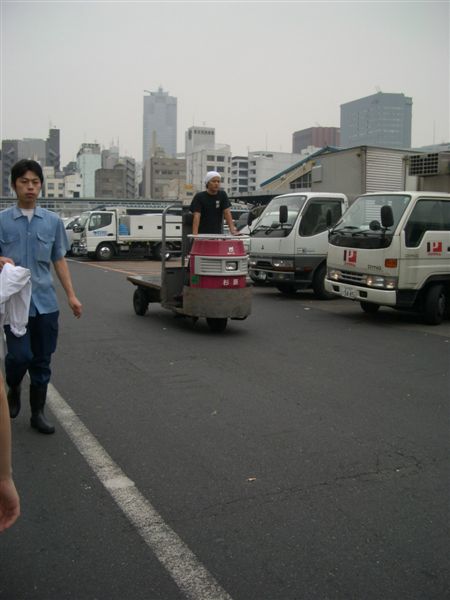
[11, 159, 44, 186]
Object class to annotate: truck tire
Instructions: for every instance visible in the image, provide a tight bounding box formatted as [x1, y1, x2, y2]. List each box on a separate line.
[206, 317, 228, 332]
[133, 288, 149, 316]
[152, 243, 171, 262]
[276, 283, 297, 295]
[95, 243, 114, 261]
[312, 263, 334, 300]
[360, 301, 380, 314]
[423, 284, 446, 325]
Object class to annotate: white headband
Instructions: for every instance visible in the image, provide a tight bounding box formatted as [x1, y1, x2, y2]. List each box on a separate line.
[204, 171, 221, 186]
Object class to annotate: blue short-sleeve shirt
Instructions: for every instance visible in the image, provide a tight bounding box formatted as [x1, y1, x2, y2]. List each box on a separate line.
[0, 205, 69, 316]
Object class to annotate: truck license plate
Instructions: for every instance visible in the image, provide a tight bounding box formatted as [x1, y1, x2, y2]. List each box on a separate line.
[342, 286, 357, 299]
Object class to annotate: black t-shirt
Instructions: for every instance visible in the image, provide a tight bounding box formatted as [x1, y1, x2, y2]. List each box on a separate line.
[190, 190, 231, 234]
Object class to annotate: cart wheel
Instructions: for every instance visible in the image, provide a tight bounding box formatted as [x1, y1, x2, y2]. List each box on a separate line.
[133, 288, 149, 316]
[206, 317, 228, 332]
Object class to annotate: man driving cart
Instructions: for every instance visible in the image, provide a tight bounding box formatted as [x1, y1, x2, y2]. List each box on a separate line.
[190, 171, 239, 236]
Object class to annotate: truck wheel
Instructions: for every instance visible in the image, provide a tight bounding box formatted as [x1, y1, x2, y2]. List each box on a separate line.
[360, 301, 380, 314]
[206, 318, 228, 332]
[133, 288, 149, 316]
[276, 283, 297, 295]
[312, 263, 334, 300]
[95, 243, 114, 261]
[152, 243, 170, 262]
[423, 284, 446, 325]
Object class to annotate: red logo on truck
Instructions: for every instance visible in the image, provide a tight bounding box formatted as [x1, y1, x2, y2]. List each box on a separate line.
[344, 250, 357, 265]
[427, 241, 442, 255]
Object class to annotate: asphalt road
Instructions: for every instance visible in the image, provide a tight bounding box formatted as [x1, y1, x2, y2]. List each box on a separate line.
[1, 258, 449, 600]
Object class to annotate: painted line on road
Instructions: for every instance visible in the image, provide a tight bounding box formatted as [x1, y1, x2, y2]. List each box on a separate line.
[47, 383, 233, 600]
[66, 258, 137, 276]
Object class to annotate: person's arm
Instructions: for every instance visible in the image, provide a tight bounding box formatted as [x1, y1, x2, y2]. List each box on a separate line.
[53, 257, 82, 318]
[192, 212, 201, 236]
[223, 208, 238, 236]
[0, 374, 20, 532]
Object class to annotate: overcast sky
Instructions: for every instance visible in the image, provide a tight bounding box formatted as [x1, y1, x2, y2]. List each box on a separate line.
[1, 1, 449, 166]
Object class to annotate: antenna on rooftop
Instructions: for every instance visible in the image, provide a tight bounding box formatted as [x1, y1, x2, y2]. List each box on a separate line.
[375, 85, 381, 93]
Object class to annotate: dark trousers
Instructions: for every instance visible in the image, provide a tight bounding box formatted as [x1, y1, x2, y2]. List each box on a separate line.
[4, 311, 59, 388]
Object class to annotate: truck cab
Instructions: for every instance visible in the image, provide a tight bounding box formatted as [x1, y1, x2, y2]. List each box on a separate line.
[325, 191, 450, 324]
[249, 192, 348, 298]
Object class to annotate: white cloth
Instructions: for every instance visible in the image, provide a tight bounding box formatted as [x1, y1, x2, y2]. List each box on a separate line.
[0, 263, 32, 336]
[204, 171, 221, 186]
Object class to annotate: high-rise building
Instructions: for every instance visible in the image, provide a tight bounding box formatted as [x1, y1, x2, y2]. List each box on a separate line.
[101, 145, 119, 169]
[247, 151, 303, 193]
[231, 156, 249, 195]
[46, 128, 60, 171]
[1, 140, 19, 196]
[292, 127, 340, 154]
[76, 143, 101, 197]
[1, 128, 61, 196]
[185, 126, 215, 156]
[186, 144, 232, 194]
[117, 156, 137, 198]
[95, 164, 128, 198]
[340, 92, 412, 149]
[42, 167, 65, 198]
[142, 87, 177, 163]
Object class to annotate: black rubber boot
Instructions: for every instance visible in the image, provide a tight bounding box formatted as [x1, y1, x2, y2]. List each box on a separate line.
[30, 385, 55, 434]
[7, 385, 21, 419]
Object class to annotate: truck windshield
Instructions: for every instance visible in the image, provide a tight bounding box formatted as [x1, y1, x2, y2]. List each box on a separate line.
[252, 195, 306, 238]
[77, 212, 90, 231]
[329, 194, 411, 249]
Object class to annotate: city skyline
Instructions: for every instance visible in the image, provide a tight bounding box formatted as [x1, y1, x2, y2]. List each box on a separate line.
[1, 2, 448, 166]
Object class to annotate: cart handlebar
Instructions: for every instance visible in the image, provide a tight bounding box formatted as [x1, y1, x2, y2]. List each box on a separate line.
[187, 234, 249, 239]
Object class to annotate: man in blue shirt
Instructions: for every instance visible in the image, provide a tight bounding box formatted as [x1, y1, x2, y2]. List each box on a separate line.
[0, 160, 82, 434]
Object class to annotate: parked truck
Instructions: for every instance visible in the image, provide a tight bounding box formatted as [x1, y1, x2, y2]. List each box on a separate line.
[71, 207, 182, 260]
[325, 191, 450, 324]
[248, 192, 348, 298]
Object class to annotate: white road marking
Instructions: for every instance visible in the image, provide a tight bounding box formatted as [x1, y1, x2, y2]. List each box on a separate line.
[47, 384, 233, 600]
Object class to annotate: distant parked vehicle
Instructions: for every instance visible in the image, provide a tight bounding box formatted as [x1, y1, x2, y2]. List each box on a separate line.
[64, 216, 80, 256]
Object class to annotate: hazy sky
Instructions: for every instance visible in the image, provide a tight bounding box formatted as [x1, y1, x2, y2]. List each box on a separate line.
[1, 1, 449, 166]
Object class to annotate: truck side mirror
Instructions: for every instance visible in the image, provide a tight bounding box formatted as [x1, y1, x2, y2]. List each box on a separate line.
[326, 209, 332, 228]
[72, 224, 82, 233]
[279, 205, 288, 224]
[380, 205, 394, 228]
[247, 212, 254, 226]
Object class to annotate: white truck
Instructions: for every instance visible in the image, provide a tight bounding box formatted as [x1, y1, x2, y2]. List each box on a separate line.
[325, 191, 450, 324]
[72, 207, 182, 260]
[248, 192, 348, 298]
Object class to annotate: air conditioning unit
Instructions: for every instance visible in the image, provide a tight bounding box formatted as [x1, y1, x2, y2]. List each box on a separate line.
[408, 152, 450, 176]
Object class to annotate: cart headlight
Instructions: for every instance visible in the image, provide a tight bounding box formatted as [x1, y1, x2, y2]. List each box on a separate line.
[366, 275, 397, 289]
[225, 261, 238, 271]
[327, 269, 342, 281]
[272, 258, 294, 268]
